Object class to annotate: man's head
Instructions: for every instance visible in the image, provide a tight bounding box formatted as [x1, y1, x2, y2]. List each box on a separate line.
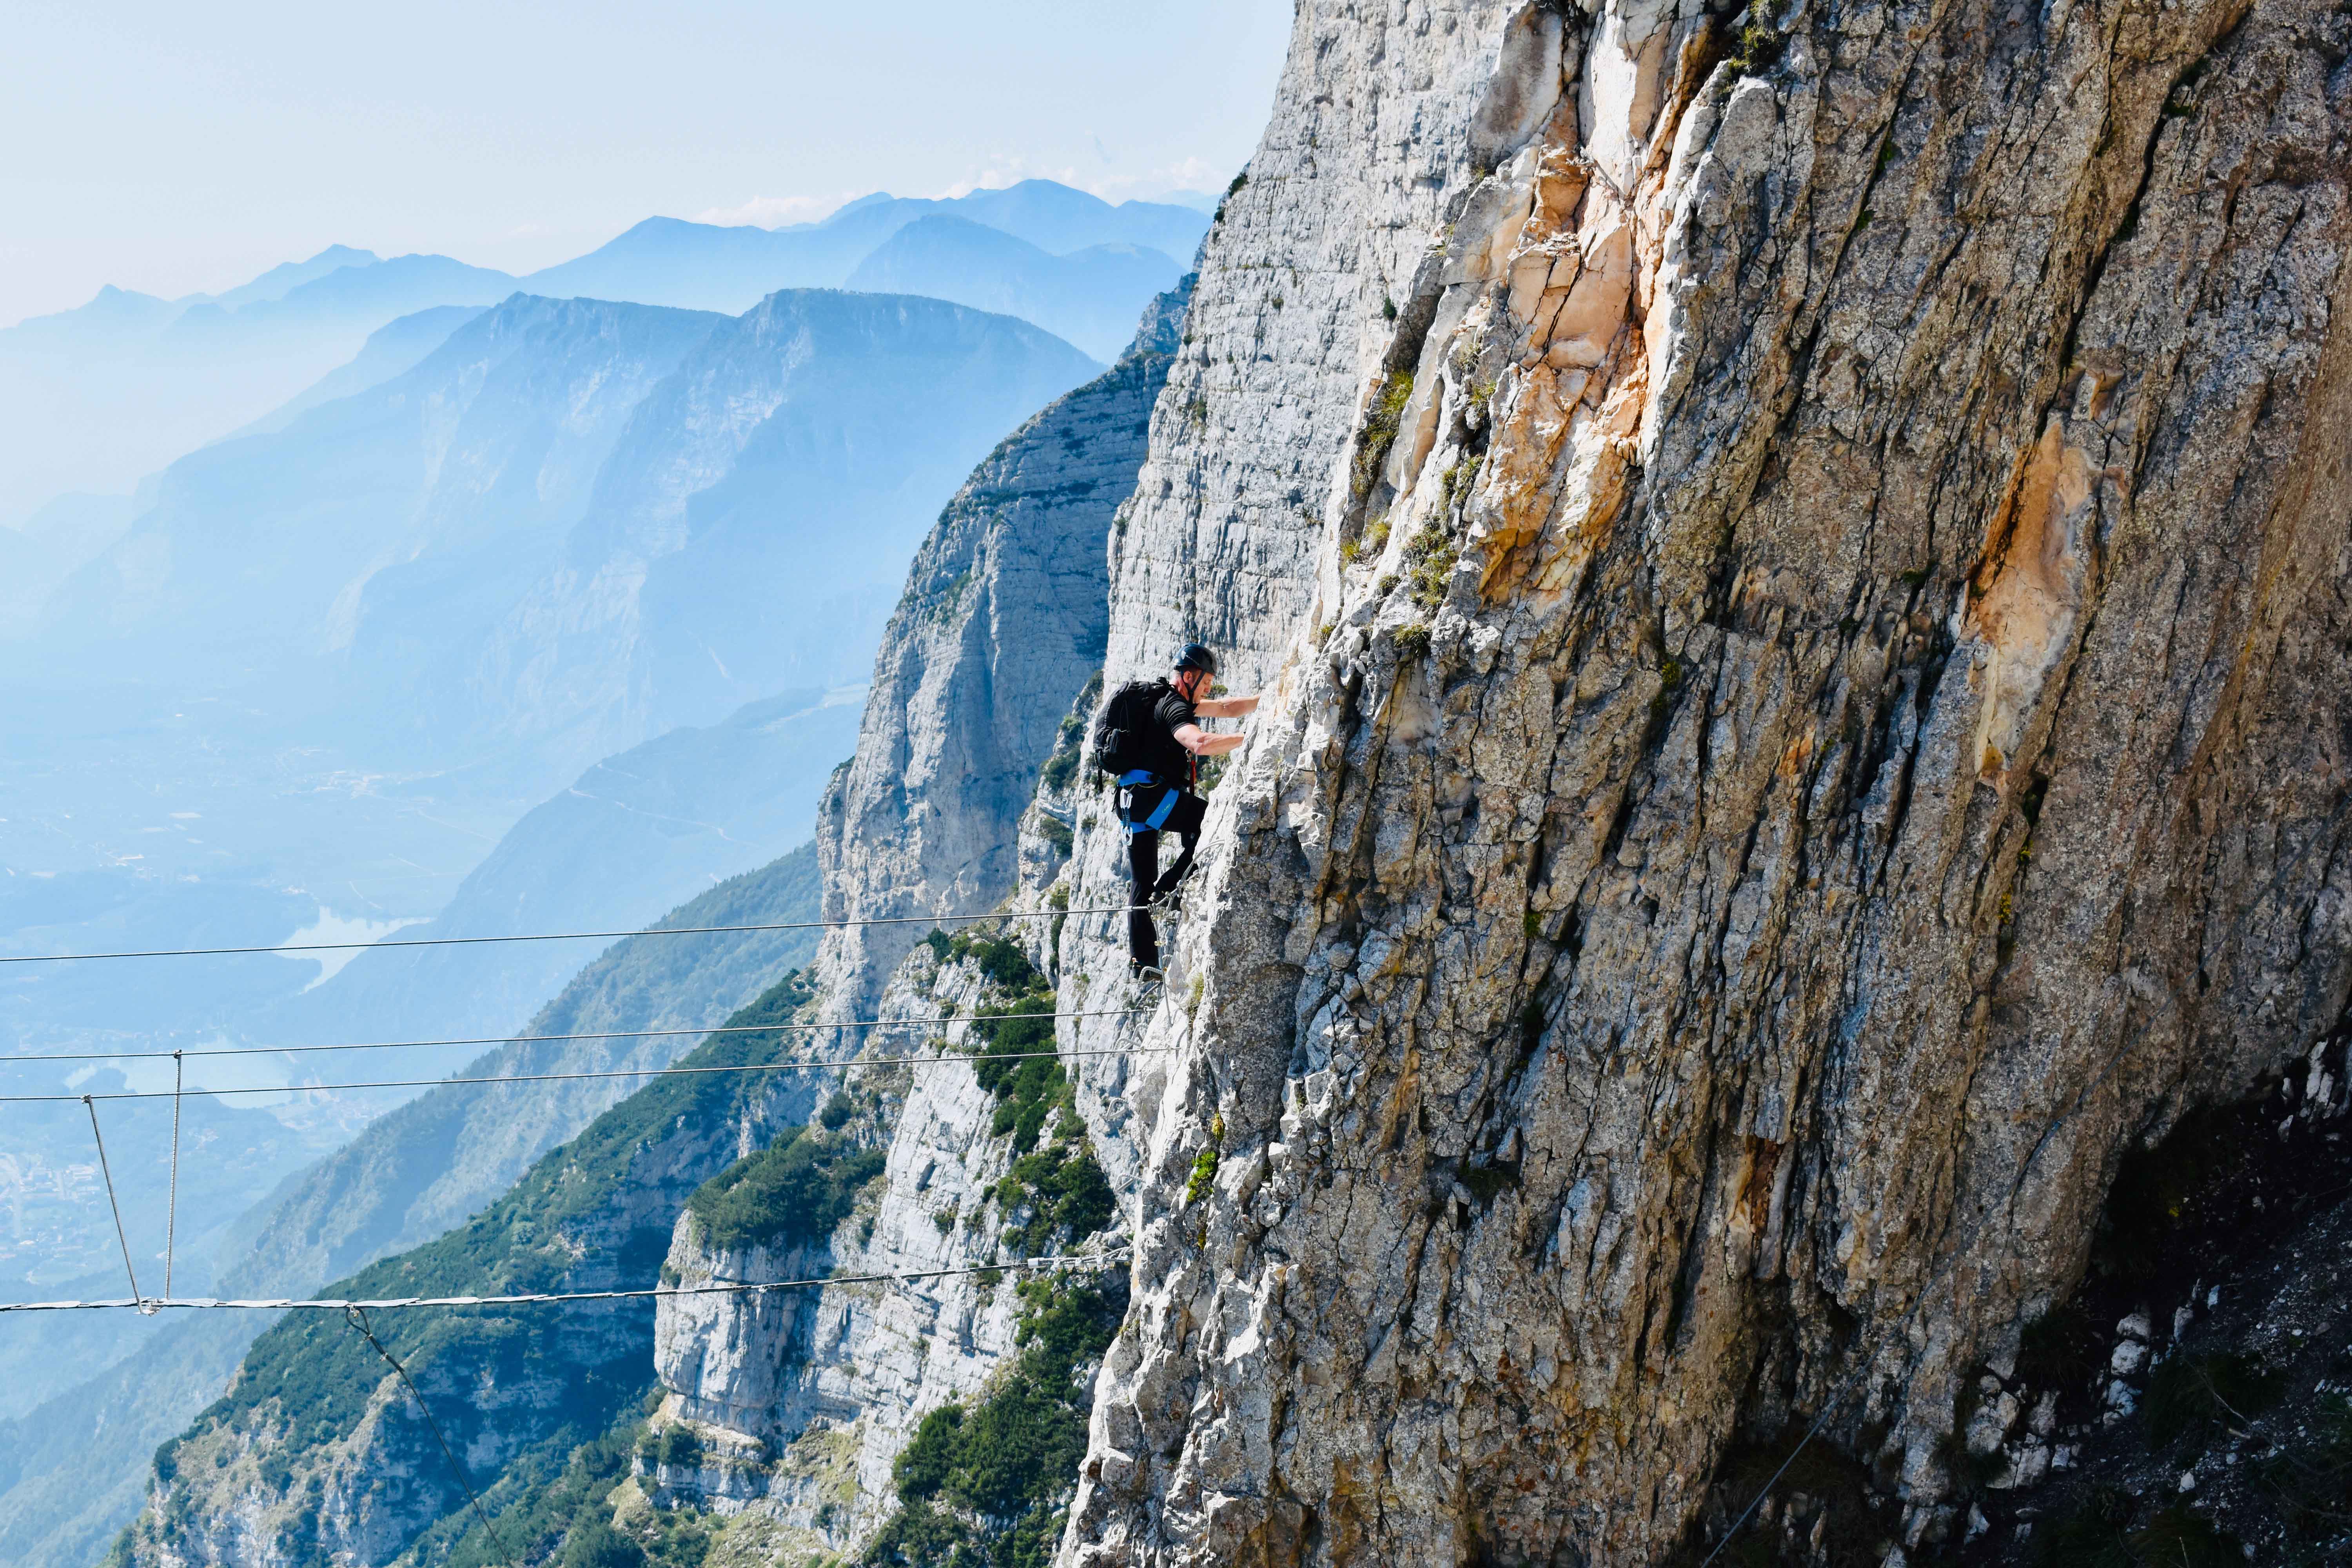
[1172, 642, 1218, 701]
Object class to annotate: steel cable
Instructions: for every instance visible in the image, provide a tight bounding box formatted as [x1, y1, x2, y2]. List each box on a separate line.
[0, 1250, 1129, 1312]
[0, 1003, 1152, 1065]
[164, 1050, 183, 1300]
[345, 1304, 516, 1566]
[81, 1096, 147, 1312]
[0, 1038, 1169, 1105]
[0, 903, 1137, 966]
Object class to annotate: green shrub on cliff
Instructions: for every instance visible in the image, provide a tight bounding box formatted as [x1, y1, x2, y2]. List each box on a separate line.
[965, 975, 1113, 1251]
[864, 1272, 1127, 1568]
[686, 1130, 884, 1254]
[132, 970, 824, 1568]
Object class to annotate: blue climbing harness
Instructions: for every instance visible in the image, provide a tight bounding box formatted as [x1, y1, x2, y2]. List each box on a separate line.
[1118, 772, 1178, 833]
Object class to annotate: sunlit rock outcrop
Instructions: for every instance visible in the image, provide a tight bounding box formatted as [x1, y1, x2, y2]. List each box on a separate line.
[1051, 0, 2352, 1562]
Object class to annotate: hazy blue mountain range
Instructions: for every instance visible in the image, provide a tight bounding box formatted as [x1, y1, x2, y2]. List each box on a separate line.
[259, 686, 863, 1058]
[0, 288, 1073, 1332]
[27, 294, 726, 692]
[225, 302, 489, 439]
[506, 289, 1101, 755]
[20, 289, 1089, 783]
[844, 214, 1183, 358]
[0, 844, 827, 1568]
[1153, 187, 1223, 214]
[0, 259, 521, 530]
[931, 179, 1207, 254]
[201, 243, 383, 310]
[157, 252, 518, 347]
[517, 180, 1204, 313]
[0, 490, 137, 635]
[0, 180, 1207, 525]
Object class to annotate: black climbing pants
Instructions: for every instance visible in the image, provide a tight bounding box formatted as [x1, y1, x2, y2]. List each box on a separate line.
[1123, 783, 1206, 971]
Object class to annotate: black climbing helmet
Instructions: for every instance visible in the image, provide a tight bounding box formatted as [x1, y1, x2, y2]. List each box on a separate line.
[1174, 642, 1218, 677]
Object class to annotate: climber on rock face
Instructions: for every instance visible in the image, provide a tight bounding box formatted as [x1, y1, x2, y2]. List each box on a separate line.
[1088, 641, 1258, 980]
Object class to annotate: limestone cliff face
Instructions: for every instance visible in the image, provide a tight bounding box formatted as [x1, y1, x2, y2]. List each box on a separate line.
[1054, 1, 2352, 1564]
[1098, 11, 1534, 695]
[631, 294, 1192, 1558]
[813, 287, 1190, 1018]
[644, 950, 1058, 1557]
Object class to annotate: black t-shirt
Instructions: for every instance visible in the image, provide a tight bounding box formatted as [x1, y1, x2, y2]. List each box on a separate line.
[1148, 686, 1197, 785]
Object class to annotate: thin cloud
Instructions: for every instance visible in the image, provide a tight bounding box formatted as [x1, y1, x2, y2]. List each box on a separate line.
[691, 193, 858, 229]
[935, 153, 1227, 206]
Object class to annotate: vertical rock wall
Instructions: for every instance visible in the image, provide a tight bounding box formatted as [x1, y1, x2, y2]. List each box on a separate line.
[1100, 5, 1542, 695]
[636, 292, 1197, 1557]
[813, 294, 1189, 1018]
[646, 953, 1036, 1556]
[1057, 0, 2352, 1563]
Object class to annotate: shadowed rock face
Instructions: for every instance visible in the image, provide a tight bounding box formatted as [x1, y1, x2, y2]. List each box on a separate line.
[1052, 0, 2352, 1563]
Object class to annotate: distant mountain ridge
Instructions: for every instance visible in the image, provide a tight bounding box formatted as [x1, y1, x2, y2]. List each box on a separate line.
[157, 252, 518, 348]
[260, 685, 863, 1054]
[5, 179, 1205, 336]
[203, 243, 383, 310]
[28, 293, 729, 684]
[223, 302, 489, 438]
[0, 288, 1093, 1083]
[844, 214, 1183, 358]
[0, 178, 1208, 526]
[471, 289, 1102, 769]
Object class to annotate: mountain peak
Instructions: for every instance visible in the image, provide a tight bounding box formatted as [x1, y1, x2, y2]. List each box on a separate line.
[208, 245, 387, 310]
[299, 244, 381, 268]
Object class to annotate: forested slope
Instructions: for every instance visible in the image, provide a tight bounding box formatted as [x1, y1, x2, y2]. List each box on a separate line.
[0, 846, 823, 1568]
[114, 970, 852, 1567]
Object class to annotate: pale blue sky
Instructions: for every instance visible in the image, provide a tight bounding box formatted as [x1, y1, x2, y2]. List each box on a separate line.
[1, 0, 1292, 325]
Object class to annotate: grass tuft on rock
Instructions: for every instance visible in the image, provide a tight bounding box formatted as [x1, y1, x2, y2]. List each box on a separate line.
[2144, 1351, 2281, 1447]
[1403, 524, 1457, 609]
[1350, 370, 1414, 499]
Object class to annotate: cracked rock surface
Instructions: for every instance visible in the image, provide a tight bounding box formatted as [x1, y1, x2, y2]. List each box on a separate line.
[1051, 0, 2352, 1563]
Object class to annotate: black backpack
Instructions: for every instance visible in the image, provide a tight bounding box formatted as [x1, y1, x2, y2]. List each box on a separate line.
[1089, 679, 1169, 780]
